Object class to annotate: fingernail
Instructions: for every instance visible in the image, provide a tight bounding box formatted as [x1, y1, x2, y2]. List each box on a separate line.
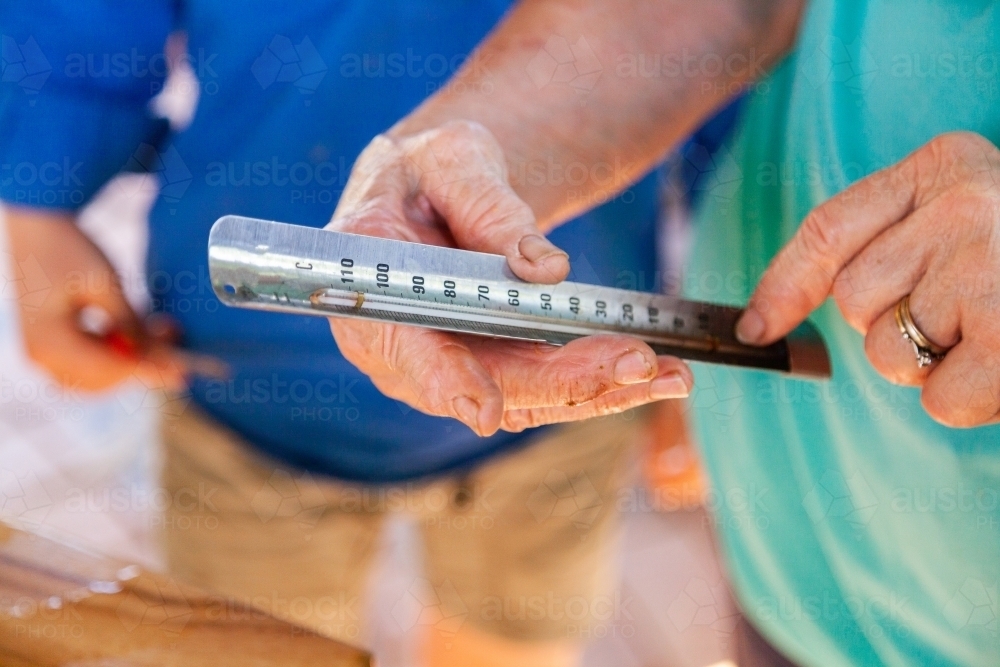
[614, 350, 654, 385]
[736, 308, 766, 345]
[453, 396, 481, 432]
[650, 372, 690, 399]
[519, 234, 568, 264]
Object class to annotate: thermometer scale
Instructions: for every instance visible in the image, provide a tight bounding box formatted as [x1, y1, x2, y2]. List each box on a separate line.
[207, 216, 830, 379]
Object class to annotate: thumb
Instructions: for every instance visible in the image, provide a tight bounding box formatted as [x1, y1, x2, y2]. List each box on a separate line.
[404, 121, 570, 284]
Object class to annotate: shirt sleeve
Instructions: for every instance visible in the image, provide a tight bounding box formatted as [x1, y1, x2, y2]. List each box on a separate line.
[0, 0, 176, 211]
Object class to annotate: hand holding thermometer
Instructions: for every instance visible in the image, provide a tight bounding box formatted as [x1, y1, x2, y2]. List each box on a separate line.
[207, 215, 831, 379]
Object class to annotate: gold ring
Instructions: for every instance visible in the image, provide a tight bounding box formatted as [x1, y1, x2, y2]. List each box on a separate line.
[895, 295, 950, 368]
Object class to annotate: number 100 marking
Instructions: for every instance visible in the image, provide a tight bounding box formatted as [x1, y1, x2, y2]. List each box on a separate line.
[376, 263, 390, 288]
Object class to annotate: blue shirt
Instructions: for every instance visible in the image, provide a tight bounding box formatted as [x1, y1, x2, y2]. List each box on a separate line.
[1, 0, 660, 481]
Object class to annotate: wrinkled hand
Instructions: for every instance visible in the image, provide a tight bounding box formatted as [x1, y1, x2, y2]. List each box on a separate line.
[327, 121, 691, 435]
[737, 131, 1000, 427]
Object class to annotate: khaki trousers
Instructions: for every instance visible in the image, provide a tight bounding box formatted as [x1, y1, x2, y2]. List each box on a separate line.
[159, 405, 644, 644]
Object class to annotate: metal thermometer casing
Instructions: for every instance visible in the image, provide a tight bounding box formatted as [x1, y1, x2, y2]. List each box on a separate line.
[207, 216, 831, 379]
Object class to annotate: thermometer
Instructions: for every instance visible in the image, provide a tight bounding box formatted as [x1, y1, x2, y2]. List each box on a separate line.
[207, 216, 830, 379]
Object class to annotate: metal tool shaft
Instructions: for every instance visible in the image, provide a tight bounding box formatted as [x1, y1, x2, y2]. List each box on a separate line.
[207, 216, 831, 379]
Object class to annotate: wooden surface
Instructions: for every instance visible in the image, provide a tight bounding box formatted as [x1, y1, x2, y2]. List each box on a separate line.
[0, 524, 371, 666]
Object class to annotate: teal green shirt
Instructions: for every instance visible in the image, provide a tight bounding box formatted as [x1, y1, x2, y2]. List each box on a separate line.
[688, 2, 1000, 665]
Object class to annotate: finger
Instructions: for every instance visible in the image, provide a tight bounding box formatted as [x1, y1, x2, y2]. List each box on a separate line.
[907, 262, 963, 350]
[144, 313, 184, 345]
[84, 288, 144, 342]
[405, 121, 570, 283]
[75, 301, 193, 387]
[327, 136, 447, 244]
[500, 357, 692, 432]
[132, 347, 190, 393]
[737, 153, 921, 345]
[57, 239, 146, 345]
[831, 208, 934, 335]
[468, 335, 679, 410]
[170, 350, 230, 381]
[331, 135, 409, 224]
[863, 268, 963, 387]
[864, 306, 931, 387]
[329, 318, 504, 436]
[23, 320, 149, 392]
[922, 338, 1000, 427]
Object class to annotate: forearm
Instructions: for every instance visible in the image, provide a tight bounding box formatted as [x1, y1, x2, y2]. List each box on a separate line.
[389, 0, 803, 228]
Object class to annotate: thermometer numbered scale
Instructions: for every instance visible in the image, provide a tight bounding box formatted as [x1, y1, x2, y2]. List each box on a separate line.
[208, 216, 831, 379]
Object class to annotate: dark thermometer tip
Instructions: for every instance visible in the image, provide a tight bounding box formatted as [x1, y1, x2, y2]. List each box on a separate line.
[785, 321, 832, 379]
